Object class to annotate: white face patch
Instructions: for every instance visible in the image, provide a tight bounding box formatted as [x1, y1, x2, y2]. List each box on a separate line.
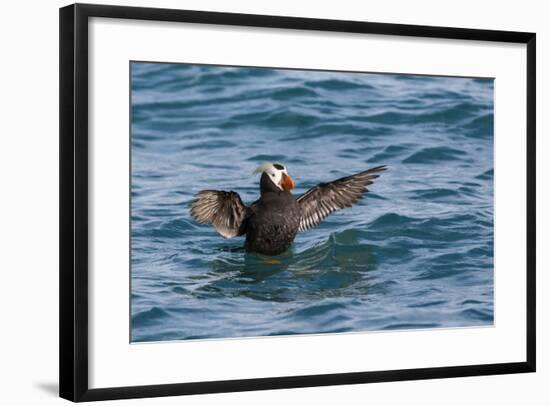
[253, 162, 288, 190]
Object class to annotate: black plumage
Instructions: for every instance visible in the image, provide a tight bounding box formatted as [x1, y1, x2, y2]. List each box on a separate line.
[190, 165, 386, 255]
[243, 172, 302, 255]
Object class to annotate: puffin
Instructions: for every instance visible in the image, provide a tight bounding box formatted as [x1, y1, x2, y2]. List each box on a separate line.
[190, 163, 386, 256]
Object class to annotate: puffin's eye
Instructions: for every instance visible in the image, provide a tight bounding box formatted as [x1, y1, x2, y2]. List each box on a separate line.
[271, 173, 275, 177]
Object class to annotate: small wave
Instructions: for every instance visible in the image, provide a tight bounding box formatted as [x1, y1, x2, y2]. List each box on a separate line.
[290, 302, 347, 318]
[460, 308, 493, 322]
[366, 279, 399, 295]
[369, 213, 417, 228]
[407, 300, 448, 308]
[217, 67, 276, 79]
[299, 122, 373, 139]
[359, 102, 484, 126]
[412, 254, 475, 280]
[410, 188, 461, 200]
[246, 154, 288, 162]
[172, 286, 188, 295]
[402, 146, 467, 164]
[132, 307, 170, 327]
[369, 145, 410, 162]
[136, 218, 197, 239]
[421, 102, 483, 122]
[365, 192, 387, 201]
[222, 109, 318, 129]
[131, 129, 165, 142]
[363, 111, 408, 125]
[184, 140, 236, 151]
[269, 87, 319, 99]
[190, 162, 235, 170]
[304, 79, 372, 91]
[461, 299, 483, 306]
[476, 169, 493, 180]
[420, 90, 469, 100]
[463, 113, 493, 138]
[261, 109, 319, 128]
[366, 213, 486, 245]
[179, 67, 276, 87]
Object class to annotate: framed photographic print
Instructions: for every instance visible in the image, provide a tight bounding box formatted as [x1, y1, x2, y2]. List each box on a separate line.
[59, 3, 536, 402]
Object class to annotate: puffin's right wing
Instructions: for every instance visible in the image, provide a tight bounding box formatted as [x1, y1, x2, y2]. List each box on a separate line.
[297, 165, 386, 231]
[189, 190, 248, 238]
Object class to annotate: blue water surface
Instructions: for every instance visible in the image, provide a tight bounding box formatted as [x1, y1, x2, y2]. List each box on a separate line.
[130, 62, 494, 342]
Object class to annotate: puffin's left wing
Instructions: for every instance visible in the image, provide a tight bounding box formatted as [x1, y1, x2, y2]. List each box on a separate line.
[190, 190, 248, 238]
[297, 165, 386, 231]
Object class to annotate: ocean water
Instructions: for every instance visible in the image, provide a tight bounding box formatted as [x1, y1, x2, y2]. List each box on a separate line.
[130, 62, 494, 342]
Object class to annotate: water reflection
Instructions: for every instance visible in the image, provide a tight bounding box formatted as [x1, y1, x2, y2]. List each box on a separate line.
[199, 232, 378, 302]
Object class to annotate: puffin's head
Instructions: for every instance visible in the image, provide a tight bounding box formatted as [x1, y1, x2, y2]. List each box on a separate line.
[254, 162, 295, 192]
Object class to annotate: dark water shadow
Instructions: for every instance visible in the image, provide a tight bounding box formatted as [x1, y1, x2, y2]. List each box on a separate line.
[198, 230, 379, 302]
[209, 247, 295, 283]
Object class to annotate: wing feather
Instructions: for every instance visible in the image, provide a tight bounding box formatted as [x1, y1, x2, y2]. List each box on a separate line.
[189, 190, 248, 238]
[297, 165, 386, 231]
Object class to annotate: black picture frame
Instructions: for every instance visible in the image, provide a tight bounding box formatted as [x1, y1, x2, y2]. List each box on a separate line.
[59, 3, 536, 402]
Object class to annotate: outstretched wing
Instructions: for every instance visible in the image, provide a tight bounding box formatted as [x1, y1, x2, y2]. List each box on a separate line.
[189, 190, 248, 238]
[297, 165, 387, 231]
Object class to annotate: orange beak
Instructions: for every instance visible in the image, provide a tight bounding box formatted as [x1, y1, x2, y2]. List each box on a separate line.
[279, 173, 295, 192]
